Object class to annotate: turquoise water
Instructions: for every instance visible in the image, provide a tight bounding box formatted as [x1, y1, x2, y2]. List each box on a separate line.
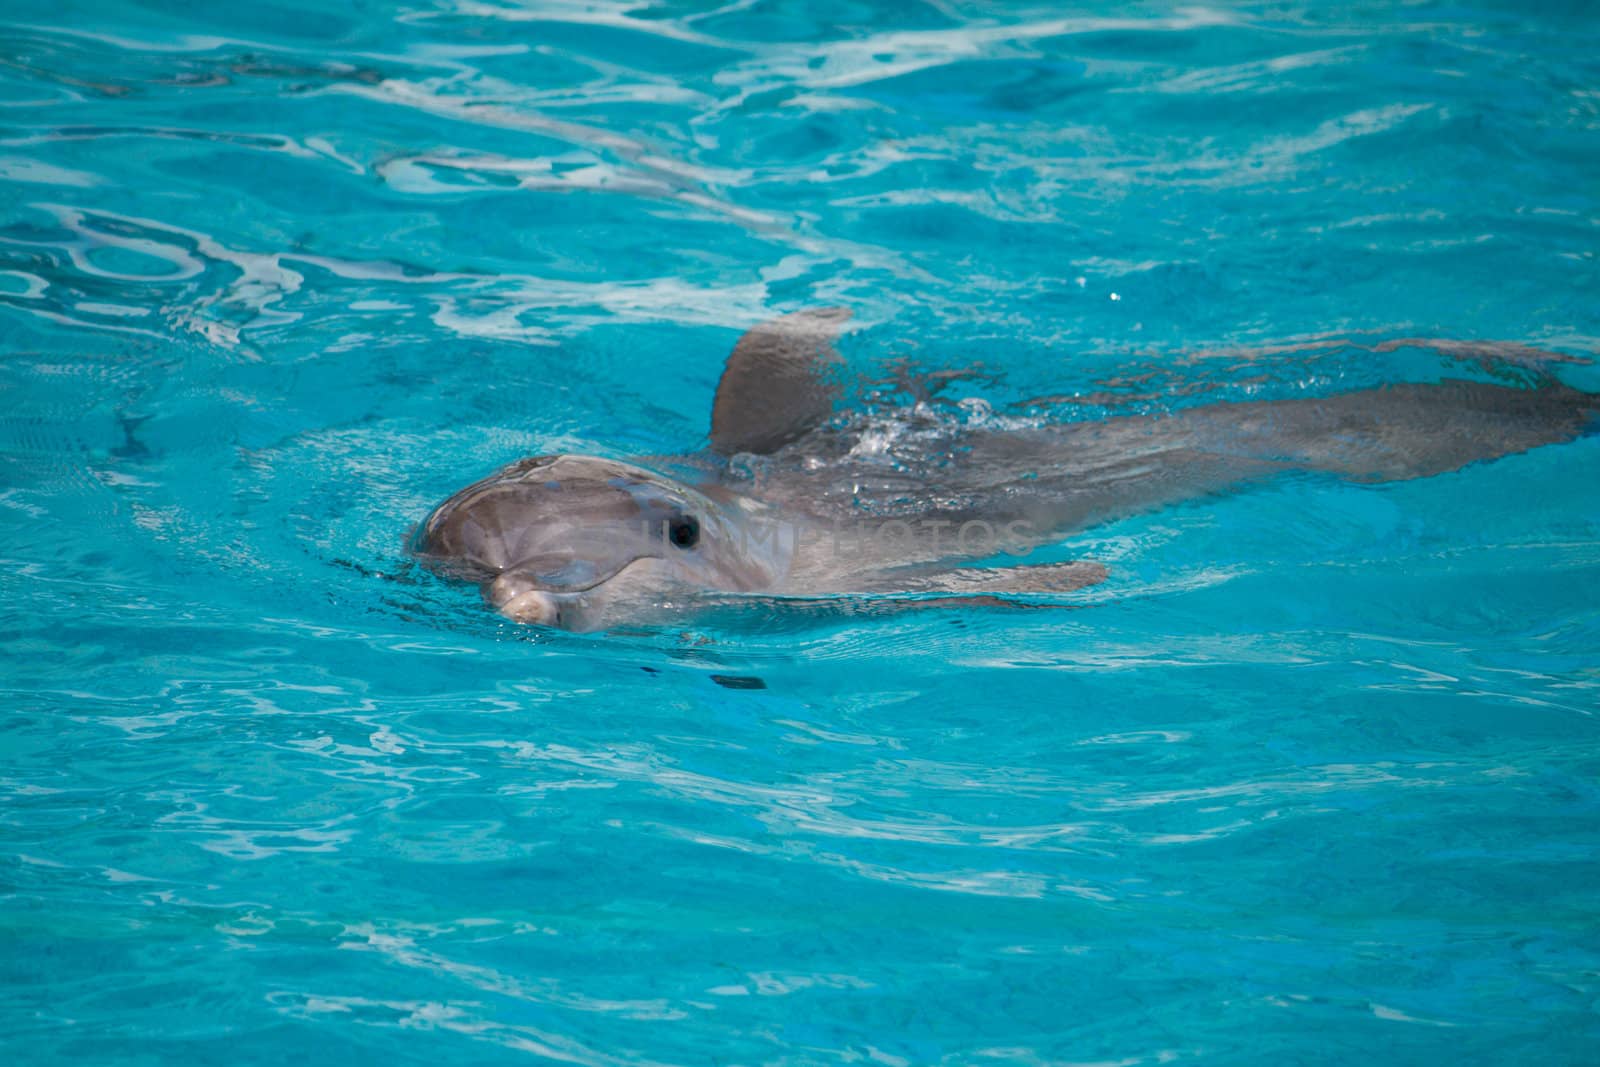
[4, 0, 1600, 1061]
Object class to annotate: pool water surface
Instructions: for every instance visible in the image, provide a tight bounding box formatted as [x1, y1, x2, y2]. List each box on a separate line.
[2, 1, 1599, 1063]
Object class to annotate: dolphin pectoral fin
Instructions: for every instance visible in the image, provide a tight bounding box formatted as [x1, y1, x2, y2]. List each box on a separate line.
[710, 307, 851, 455]
[867, 562, 1108, 618]
[696, 563, 1108, 626]
[882, 560, 1109, 596]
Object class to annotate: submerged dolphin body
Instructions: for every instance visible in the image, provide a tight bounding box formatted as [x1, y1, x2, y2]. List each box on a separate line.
[413, 310, 1597, 631]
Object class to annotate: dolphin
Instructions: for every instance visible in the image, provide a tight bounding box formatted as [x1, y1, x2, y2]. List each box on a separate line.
[411, 310, 1597, 631]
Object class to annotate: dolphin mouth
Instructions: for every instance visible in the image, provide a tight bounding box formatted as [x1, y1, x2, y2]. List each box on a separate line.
[493, 583, 563, 627]
[505, 552, 660, 595]
[487, 555, 661, 630]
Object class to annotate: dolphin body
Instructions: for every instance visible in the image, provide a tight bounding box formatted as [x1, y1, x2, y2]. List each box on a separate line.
[412, 310, 1597, 631]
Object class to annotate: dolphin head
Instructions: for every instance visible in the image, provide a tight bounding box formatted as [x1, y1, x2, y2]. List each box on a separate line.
[412, 454, 790, 631]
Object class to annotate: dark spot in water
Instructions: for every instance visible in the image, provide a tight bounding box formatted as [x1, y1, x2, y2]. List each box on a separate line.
[640, 666, 660, 675]
[711, 674, 766, 690]
[112, 414, 152, 459]
[331, 557, 404, 583]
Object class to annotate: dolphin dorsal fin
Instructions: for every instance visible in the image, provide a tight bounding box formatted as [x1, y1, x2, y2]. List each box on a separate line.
[710, 307, 851, 455]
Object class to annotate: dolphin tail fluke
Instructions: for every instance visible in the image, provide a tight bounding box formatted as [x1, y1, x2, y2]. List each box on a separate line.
[860, 560, 1109, 596]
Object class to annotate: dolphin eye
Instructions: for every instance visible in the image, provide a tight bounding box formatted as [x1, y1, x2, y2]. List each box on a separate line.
[668, 516, 700, 549]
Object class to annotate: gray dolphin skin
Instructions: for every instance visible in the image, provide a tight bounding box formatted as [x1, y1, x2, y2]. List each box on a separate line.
[412, 310, 1598, 631]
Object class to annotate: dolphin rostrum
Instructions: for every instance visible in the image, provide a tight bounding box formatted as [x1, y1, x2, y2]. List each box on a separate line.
[412, 310, 1597, 631]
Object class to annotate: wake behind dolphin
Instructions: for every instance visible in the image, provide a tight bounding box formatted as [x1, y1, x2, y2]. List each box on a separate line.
[412, 311, 1597, 631]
